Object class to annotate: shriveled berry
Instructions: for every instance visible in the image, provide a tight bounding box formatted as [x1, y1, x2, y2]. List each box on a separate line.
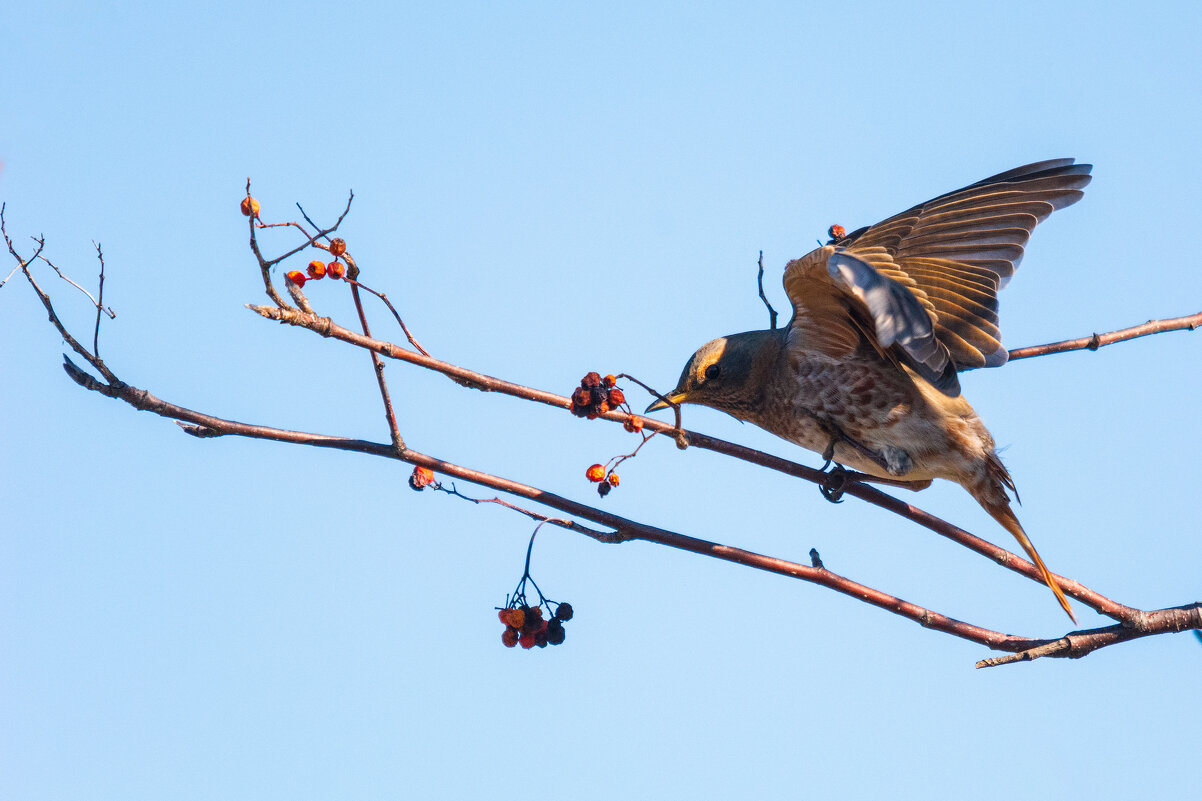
[554, 602, 573, 621]
[240, 196, 261, 217]
[534, 631, 548, 648]
[327, 261, 346, 280]
[284, 270, 307, 287]
[546, 619, 566, 645]
[329, 238, 347, 256]
[572, 387, 591, 406]
[828, 224, 846, 241]
[502, 627, 519, 647]
[602, 374, 617, 388]
[506, 608, 526, 629]
[598, 481, 612, 497]
[307, 260, 326, 279]
[526, 605, 543, 621]
[585, 464, 605, 483]
[408, 466, 436, 490]
[518, 631, 536, 649]
[607, 388, 626, 406]
[581, 372, 602, 388]
[623, 417, 644, 433]
[607, 473, 620, 487]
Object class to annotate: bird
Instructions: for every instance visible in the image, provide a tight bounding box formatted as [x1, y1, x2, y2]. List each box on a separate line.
[647, 159, 1092, 621]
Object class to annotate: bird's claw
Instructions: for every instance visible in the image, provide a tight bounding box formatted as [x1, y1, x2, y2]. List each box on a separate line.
[819, 464, 849, 503]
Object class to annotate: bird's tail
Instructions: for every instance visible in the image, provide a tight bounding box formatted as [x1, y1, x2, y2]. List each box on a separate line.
[970, 454, 1076, 623]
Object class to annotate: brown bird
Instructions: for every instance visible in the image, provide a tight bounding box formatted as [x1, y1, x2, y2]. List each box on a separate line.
[648, 159, 1091, 621]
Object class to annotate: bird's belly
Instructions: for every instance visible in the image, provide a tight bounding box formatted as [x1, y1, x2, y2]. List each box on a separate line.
[761, 354, 981, 482]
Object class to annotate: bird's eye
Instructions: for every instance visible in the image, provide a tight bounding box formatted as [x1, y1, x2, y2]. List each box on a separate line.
[704, 364, 721, 381]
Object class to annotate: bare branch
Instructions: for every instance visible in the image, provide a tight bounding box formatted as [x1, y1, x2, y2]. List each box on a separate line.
[757, 250, 779, 330]
[1006, 312, 1202, 362]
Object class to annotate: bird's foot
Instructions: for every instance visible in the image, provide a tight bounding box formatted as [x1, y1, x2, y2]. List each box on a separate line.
[818, 462, 849, 504]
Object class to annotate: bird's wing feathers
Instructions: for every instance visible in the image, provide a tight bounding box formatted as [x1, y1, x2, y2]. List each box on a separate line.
[783, 159, 1091, 394]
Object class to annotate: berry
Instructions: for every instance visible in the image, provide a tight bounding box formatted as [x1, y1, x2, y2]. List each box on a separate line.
[307, 260, 326, 279]
[501, 627, 519, 647]
[581, 372, 602, 388]
[534, 631, 548, 648]
[240, 196, 260, 217]
[828, 224, 846, 241]
[554, 602, 573, 621]
[284, 270, 307, 287]
[603, 374, 617, 388]
[607, 388, 625, 406]
[546, 619, 566, 645]
[408, 466, 435, 490]
[585, 464, 605, 483]
[329, 238, 347, 257]
[518, 631, 536, 649]
[607, 473, 620, 487]
[327, 261, 346, 280]
[597, 481, 612, 497]
[623, 417, 644, 433]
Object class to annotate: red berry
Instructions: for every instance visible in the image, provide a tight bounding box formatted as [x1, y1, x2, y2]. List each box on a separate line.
[327, 261, 346, 280]
[329, 238, 347, 256]
[284, 270, 307, 287]
[581, 372, 602, 388]
[408, 466, 435, 490]
[518, 631, 536, 649]
[607, 388, 625, 406]
[307, 260, 326, 279]
[502, 628, 519, 647]
[585, 464, 605, 482]
[828, 224, 846, 241]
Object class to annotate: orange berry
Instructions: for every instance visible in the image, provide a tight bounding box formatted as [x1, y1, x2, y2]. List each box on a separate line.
[623, 417, 644, 433]
[307, 260, 326, 279]
[284, 270, 306, 287]
[585, 464, 605, 483]
[329, 238, 347, 256]
[828, 223, 846, 241]
[607, 388, 625, 406]
[327, 261, 346, 280]
[607, 473, 620, 487]
[603, 374, 617, 388]
[408, 466, 435, 490]
[240, 196, 261, 217]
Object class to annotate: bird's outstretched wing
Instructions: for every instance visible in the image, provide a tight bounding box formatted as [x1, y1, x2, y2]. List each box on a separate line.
[783, 159, 1092, 395]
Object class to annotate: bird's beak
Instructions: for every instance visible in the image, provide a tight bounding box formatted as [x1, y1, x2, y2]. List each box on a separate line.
[645, 390, 687, 414]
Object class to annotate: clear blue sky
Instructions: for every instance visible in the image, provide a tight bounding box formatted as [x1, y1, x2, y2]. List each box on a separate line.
[4, 3, 1200, 799]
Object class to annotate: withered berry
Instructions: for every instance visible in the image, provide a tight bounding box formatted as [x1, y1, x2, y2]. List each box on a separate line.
[284, 270, 307, 287]
[581, 372, 602, 388]
[408, 466, 436, 490]
[307, 260, 326, 279]
[327, 261, 346, 280]
[554, 602, 573, 621]
[329, 238, 347, 256]
[546, 619, 566, 645]
[597, 481, 612, 497]
[585, 464, 606, 483]
[240, 197, 261, 217]
[828, 224, 846, 241]
[502, 627, 519, 647]
[518, 631, 536, 649]
[607, 388, 626, 407]
[607, 473, 620, 487]
[603, 374, 617, 388]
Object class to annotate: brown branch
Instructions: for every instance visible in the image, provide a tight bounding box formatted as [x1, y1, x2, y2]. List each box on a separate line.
[757, 249, 778, 330]
[246, 303, 1139, 623]
[51, 351, 1201, 665]
[1006, 312, 1202, 361]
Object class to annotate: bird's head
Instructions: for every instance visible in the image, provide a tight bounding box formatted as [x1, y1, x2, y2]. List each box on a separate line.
[646, 330, 781, 419]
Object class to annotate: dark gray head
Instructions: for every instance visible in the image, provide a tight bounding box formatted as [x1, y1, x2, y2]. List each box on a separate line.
[646, 330, 782, 419]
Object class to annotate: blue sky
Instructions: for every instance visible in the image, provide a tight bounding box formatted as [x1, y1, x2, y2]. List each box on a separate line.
[3, 3, 1200, 799]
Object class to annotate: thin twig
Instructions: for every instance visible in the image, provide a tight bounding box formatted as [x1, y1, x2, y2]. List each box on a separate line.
[757, 250, 778, 330]
[1006, 312, 1202, 361]
[92, 242, 106, 358]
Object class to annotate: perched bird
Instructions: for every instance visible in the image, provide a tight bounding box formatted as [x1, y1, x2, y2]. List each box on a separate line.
[648, 159, 1091, 621]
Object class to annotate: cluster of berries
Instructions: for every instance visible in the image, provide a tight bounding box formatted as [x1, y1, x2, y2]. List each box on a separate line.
[285, 238, 349, 289]
[586, 463, 621, 497]
[408, 466, 437, 491]
[498, 602, 573, 649]
[570, 372, 632, 421]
